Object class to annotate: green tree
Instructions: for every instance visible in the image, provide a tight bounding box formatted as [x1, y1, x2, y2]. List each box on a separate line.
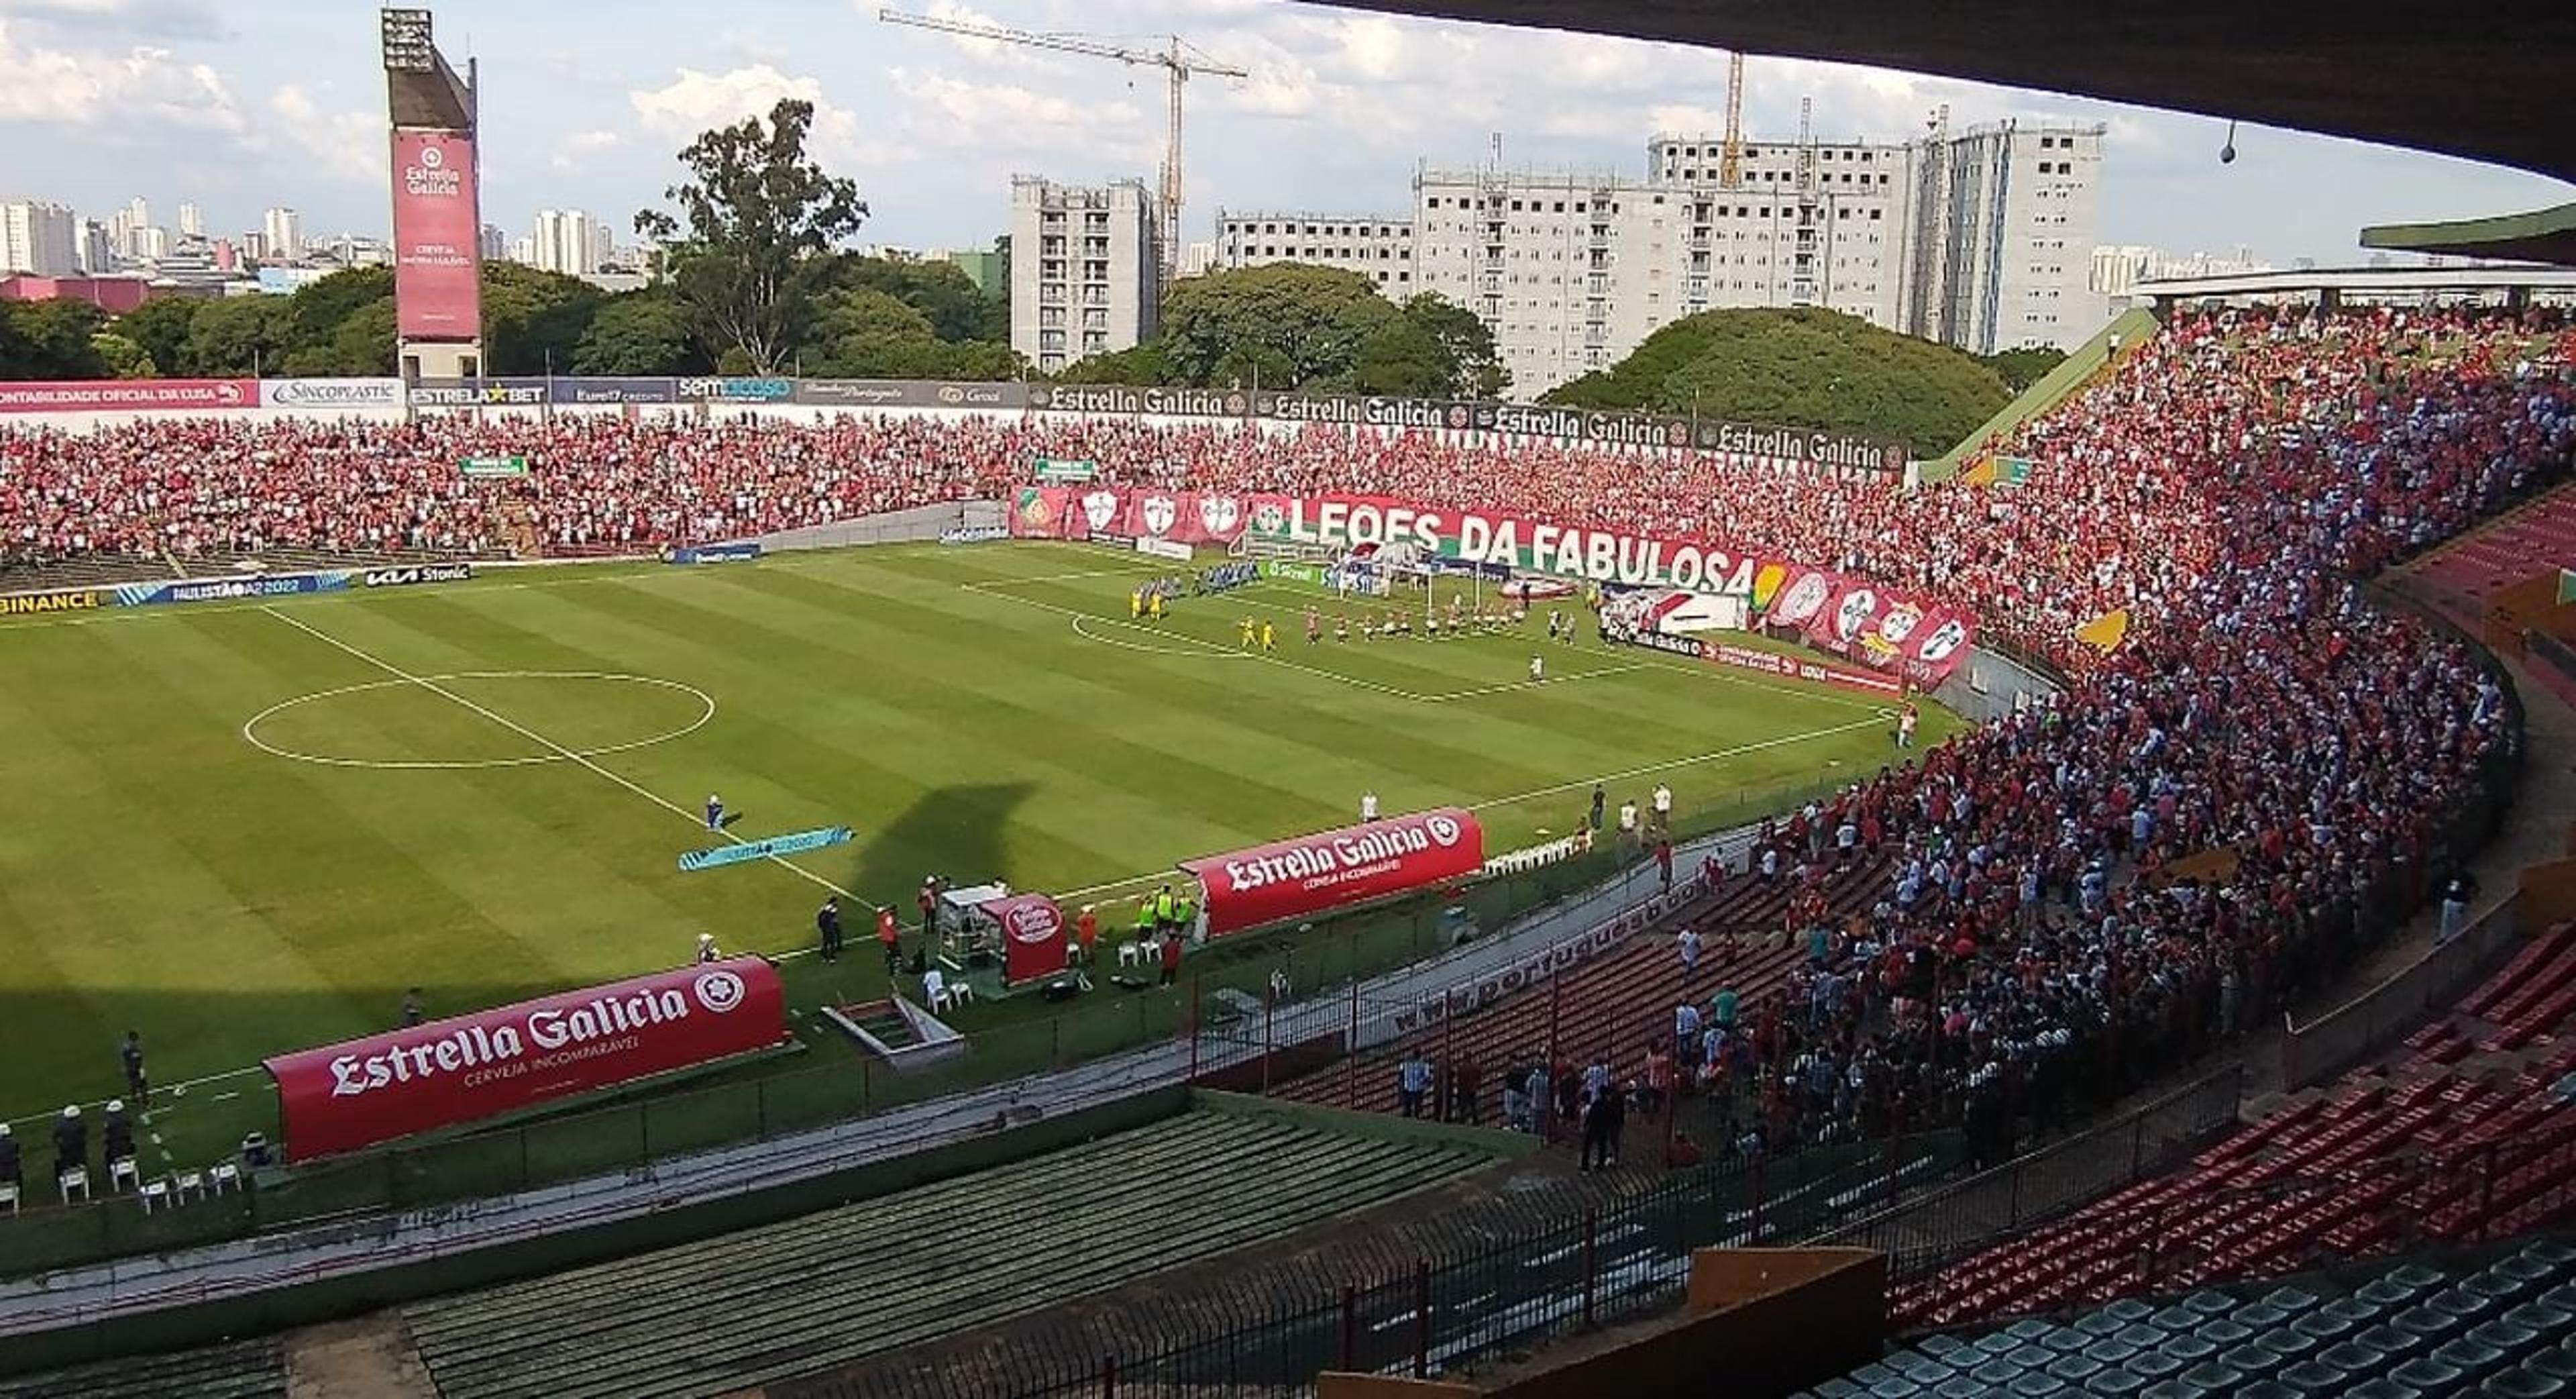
[1053, 341, 1174, 386]
[2, 301, 110, 378]
[635, 98, 867, 372]
[480, 263, 604, 375]
[281, 299, 398, 376]
[573, 291, 699, 375]
[115, 297, 200, 380]
[1399, 293, 1507, 398]
[176, 297, 288, 376]
[89, 331, 156, 378]
[1158, 264, 1396, 389]
[1977, 346, 2068, 395]
[1542, 307, 2011, 459]
[1346, 314, 1451, 396]
[822, 256, 1000, 344]
[804, 287, 1018, 378]
[282, 267, 394, 348]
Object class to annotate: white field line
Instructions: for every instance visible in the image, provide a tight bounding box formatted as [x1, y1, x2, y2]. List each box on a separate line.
[1420, 660, 1654, 703]
[1054, 711, 1890, 903]
[260, 606, 871, 910]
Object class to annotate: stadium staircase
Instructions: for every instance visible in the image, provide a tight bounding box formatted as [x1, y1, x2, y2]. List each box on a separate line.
[1279, 851, 1894, 1116]
[1923, 307, 2161, 484]
[843, 1000, 923, 1051]
[2396, 483, 2576, 633]
[392, 1109, 1488, 1399]
[1888, 925, 2576, 1331]
[1812, 1237, 2576, 1399]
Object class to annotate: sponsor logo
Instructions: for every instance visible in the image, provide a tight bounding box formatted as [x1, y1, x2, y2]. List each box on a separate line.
[268, 379, 403, 409]
[1004, 902, 1063, 944]
[938, 525, 1010, 546]
[0, 380, 254, 412]
[1426, 814, 1462, 847]
[800, 380, 905, 405]
[678, 376, 794, 403]
[411, 382, 547, 407]
[666, 542, 762, 566]
[693, 969, 747, 1013]
[0, 588, 101, 615]
[363, 563, 474, 588]
[402, 139, 463, 199]
[555, 379, 676, 405]
[327, 985, 697, 1099]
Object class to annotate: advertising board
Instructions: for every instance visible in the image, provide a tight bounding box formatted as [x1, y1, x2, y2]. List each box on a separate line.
[263, 958, 790, 1158]
[1181, 809, 1485, 938]
[390, 130, 482, 340]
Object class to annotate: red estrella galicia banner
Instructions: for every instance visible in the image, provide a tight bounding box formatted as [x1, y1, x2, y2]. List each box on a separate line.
[989, 892, 1069, 983]
[1182, 808, 1485, 938]
[390, 129, 484, 340]
[0, 380, 260, 414]
[262, 957, 788, 1159]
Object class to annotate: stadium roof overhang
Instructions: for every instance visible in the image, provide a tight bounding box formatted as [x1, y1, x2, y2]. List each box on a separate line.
[1303, 1, 2576, 186]
[2133, 264, 2576, 302]
[2361, 203, 2576, 268]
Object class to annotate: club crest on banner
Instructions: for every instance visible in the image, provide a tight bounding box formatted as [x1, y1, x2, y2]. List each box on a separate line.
[1080, 490, 1120, 533]
[1199, 496, 1241, 536]
[694, 969, 746, 1013]
[1140, 495, 1179, 537]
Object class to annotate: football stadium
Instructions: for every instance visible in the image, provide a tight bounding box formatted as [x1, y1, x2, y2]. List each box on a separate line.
[2, 2, 2575, 1397]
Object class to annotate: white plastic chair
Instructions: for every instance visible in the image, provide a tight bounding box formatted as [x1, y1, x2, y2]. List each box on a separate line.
[109, 1157, 139, 1192]
[139, 1178, 171, 1214]
[209, 1162, 241, 1194]
[0, 1182, 18, 1214]
[174, 1168, 205, 1202]
[57, 1166, 89, 1202]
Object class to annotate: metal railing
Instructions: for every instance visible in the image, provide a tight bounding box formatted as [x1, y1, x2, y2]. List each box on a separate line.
[782, 1129, 1966, 1399]
[2282, 893, 2525, 1090]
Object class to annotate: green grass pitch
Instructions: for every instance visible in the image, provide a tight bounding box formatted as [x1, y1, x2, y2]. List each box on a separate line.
[0, 542, 1953, 1158]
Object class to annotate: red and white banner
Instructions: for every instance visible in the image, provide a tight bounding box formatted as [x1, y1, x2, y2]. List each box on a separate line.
[390, 129, 483, 340]
[1006, 484, 1976, 686]
[1182, 808, 1485, 938]
[989, 893, 1069, 983]
[262, 957, 788, 1159]
[0, 380, 260, 414]
[1704, 640, 1903, 696]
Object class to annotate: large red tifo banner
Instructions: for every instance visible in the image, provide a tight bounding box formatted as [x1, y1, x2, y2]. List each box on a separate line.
[1183, 808, 1485, 938]
[263, 957, 788, 1159]
[390, 130, 482, 340]
[0, 380, 259, 413]
[1009, 484, 1979, 686]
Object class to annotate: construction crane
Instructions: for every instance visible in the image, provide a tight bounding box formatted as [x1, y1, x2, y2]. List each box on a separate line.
[1717, 51, 1747, 189]
[877, 8, 1245, 279]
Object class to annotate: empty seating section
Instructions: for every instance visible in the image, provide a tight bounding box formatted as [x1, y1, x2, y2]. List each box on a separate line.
[1274, 855, 1888, 1115]
[1893, 929, 2576, 1329]
[2411, 486, 2576, 629]
[0, 1336, 284, 1399]
[1806, 1239, 2576, 1398]
[398, 1109, 1488, 1399]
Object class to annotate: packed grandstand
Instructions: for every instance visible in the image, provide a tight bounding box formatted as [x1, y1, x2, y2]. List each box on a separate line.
[1, 301, 2574, 1394]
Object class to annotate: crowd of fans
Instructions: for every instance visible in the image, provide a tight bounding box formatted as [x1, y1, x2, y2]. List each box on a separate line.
[3, 303, 2571, 1172]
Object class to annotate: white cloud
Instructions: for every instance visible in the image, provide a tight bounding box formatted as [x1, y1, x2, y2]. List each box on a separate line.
[551, 127, 621, 173]
[0, 16, 237, 129]
[885, 65, 1154, 165]
[267, 83, 379, 187]
[628, 62, 879, 169]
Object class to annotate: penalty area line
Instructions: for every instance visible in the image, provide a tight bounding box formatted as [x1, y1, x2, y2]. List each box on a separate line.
[258, 606, 876, 913]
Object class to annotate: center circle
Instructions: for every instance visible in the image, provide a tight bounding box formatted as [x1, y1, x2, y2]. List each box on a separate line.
[241, 672, 718, 770]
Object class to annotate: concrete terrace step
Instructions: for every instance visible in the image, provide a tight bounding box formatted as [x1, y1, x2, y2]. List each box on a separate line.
[398, 1110, 1488, 1399]
[0, 1335, 284, 1399]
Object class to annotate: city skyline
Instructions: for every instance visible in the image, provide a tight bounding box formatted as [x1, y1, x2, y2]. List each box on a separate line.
[0, 0, 2565, 276]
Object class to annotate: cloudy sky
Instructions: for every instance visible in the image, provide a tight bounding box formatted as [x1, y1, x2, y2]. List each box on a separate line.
[4, 0, 2568, 265]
